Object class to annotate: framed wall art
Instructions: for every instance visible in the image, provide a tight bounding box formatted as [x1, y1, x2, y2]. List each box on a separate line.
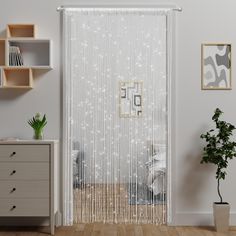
[201, 43, 231, 90]
[119, 81, 143, 117]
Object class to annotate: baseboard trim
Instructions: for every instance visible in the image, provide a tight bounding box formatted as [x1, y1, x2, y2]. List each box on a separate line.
[173, 212, 236, 226]
[55, 211, 62, 226]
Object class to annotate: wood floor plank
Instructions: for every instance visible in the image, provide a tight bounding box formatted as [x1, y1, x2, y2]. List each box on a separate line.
[55, 226, 75, 236]
[73, 225, 85, 236]
[175, 226, 187, 236]
[166, 227, 179, 236]
[0, 225, 235, 236]
[141, 224, 154, 236]
[117, 224, 126, 236]
[100, 224, 117, 236]
[83, 223, 94, 236]
[186, 227, 205, 236]
[126, 224, 135, 236]
[91, 222, 103, 236]
[134, 225, 143, 236]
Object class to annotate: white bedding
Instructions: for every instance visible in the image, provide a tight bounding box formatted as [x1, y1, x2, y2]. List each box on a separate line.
[146, 153, 166, 195]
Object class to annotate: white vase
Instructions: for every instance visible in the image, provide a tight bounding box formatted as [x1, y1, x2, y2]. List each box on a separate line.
[213, 202, 230, 232]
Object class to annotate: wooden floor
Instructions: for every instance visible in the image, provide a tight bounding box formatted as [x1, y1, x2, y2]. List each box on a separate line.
[0, 225, 236, 236]
[74, 184, 166, 224]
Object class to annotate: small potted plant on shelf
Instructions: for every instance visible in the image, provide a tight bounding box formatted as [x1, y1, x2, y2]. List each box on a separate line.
[28, 113, 47, 140]
[200, 108, 236, 232]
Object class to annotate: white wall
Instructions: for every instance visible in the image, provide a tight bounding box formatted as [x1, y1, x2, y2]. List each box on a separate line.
[0, 0, 236, 226]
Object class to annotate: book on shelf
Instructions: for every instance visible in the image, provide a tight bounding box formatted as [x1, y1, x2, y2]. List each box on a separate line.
[9, 46, 24, 66]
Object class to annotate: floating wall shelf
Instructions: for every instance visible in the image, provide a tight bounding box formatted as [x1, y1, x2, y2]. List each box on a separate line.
[7, 24, 35, 38]
[1, 68, 33, 89]
[0, 24, 52, 89]
[0, 39, 5, 66]
[7, 39, 51, 68]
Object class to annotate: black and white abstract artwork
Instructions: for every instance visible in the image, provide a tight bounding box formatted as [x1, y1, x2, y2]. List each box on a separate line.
[202, 44, 231, 90]
[120, 81, 142, 117]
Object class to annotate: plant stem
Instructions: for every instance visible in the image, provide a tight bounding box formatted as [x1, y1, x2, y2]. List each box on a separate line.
[217, 178, 223, 203]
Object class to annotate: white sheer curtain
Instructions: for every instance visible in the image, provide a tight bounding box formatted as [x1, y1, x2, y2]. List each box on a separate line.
[63, 7, 171, 225]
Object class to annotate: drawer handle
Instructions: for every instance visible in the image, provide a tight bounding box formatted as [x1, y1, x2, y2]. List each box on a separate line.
[10, 188, 16, 193]
[10, 170, 16, 175]
[10, 205, 16, 211]
[10, 152, 16, 157]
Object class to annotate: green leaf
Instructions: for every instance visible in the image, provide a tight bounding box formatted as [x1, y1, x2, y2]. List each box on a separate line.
[28, 113, 47, 134]
[200, 108, 236, 202]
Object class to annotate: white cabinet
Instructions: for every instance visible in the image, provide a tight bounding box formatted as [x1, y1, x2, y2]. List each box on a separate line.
[0, 140, 58, 235]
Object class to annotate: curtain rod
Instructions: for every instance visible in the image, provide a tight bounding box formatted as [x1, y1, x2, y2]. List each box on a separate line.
[57, 5, 182, 12]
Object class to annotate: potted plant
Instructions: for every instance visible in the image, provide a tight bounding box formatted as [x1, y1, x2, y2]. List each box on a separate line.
[200, 108, 236, 232]
[28, 113, 47, 140]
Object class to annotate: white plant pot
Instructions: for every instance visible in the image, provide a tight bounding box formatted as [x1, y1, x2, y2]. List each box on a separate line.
[213, 202, 230, 232]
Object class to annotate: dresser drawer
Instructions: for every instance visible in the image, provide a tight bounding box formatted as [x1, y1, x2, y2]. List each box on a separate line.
[0, 163, 49, 180]
[0, 181, 49, 198]
[0, 199, 49, 216]
[0, 145, 49, 162]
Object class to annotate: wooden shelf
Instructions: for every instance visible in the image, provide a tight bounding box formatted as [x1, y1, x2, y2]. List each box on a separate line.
[0, 39, 6, 66]
[7, 39, 52, 68]
[0, 68, 33, 88]
[0, 24, 51, 90]
[7, 24, 35, 38]
[5, 66, 51, 70]
[0, 86, 32, 89]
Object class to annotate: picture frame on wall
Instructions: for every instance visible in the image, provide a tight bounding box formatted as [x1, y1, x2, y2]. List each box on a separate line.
[119, 81, 143, 118]
[201, 43, 232, 90]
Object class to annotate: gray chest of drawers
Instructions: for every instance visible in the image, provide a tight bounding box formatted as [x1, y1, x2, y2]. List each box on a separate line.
[0, 140, 59, 235]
